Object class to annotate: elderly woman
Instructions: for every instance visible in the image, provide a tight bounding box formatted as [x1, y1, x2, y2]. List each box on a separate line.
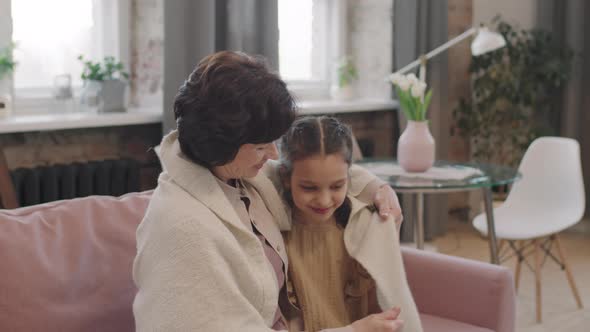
[133, 51, 403, 332]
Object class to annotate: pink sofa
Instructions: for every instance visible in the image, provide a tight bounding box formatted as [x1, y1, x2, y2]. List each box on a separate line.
[0, 192, 515, 332]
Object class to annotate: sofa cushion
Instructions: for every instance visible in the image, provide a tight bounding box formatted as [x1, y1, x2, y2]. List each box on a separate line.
[421, 313, 495, 332]
[0, 191, 151, 332]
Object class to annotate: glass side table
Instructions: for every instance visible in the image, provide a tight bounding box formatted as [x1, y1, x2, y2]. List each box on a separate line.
[356, 159, 521, 264]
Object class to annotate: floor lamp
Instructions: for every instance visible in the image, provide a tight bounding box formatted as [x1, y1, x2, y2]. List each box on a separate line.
[389, 26, 507, 82]
[389, 26, 507, 255]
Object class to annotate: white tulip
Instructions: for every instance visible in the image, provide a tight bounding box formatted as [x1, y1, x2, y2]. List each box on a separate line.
[390, 73, 403, 85]
[397, 76, 412, 91]
[411, 81, 427, 98]
[406, 73, 419, 85]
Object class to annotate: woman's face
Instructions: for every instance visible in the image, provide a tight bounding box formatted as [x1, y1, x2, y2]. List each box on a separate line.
[288, 153, 349, 224]
[213, 142, 278, 180]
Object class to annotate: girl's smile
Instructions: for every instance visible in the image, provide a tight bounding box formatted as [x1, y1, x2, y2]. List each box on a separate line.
[310, 206, 333, 215]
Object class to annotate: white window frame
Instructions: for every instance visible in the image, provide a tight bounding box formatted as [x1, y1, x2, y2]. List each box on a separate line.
[0, 0, 130, 114]
[283, 0, 347, 101]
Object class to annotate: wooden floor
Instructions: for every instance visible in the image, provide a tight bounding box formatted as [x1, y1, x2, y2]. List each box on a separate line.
[426, 218, 590, 331]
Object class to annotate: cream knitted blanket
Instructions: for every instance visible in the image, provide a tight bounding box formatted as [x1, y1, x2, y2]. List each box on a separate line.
[344, 197, 424, 332]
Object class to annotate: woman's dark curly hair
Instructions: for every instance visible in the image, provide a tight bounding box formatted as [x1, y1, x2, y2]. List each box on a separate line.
[173, 51, 297, 168]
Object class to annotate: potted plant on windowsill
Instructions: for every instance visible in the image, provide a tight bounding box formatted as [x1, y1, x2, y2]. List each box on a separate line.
[330, 56, 358, 101]
[390, 73, 434, 172]
[0, 43, 17, 117]
[78, 55, 129, 113]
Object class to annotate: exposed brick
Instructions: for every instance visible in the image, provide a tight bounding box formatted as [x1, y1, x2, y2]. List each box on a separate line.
[129, 0, 163, 107]
[333, 111, 397, 158]
[348, 0, 392, 100]
[0, 124, 162, 190]
[447, 0, 473, 212]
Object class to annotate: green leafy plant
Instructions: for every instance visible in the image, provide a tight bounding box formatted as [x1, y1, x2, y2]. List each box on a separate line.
[336, 57, 358, 88]
[78, 55, 129, 81]
[390, 73, 433, 121]
[452, 17, 573, 167]
[0, 43, 17, 80]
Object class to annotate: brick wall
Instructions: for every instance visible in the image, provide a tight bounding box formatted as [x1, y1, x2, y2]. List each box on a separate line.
[129, 0, 164, 108]
[447, 0, 473, 215]
[348, 0, 392, 100]
[334, 111, 398, 158]
[0, 124, 162, 191]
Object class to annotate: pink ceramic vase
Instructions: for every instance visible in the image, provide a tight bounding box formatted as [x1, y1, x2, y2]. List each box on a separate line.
[397, 120, 435, 172]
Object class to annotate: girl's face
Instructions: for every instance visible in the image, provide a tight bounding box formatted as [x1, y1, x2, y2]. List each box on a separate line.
[289, 153, 349, 224]
[213, 142, 278, 180]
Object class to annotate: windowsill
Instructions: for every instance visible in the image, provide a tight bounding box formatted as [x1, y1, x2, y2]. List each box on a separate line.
[298, 98, 399, 115]
[0, 106, 162, 134]
[0, 98, 399, 134]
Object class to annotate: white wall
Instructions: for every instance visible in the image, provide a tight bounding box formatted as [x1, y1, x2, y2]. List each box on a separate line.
[130, 0, 163, 107]
[0, 0, 13, 102]
[348, 0, 392, 100]
[0, 0, 11, 48]
[473, 0, 538, 30]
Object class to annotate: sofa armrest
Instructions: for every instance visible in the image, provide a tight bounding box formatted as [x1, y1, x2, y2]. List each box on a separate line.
[401, 247, 515, 332]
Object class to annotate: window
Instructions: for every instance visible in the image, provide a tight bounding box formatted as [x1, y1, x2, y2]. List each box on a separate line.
[3, 0, 129, 110]
[278, 0, 313, 81]
[278, 0, 346, 100]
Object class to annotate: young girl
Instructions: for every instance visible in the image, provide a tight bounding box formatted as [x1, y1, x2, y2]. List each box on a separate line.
[279, 116, 423, 332]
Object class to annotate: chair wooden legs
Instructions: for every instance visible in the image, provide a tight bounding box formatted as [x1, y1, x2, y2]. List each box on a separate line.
[514, 240, 522, 292]
[534, 239, 543, 323]
[508, 235, 583, 324]
[498, 239, 506, 253]
[553, 234, 584, 309]
[0, 149, 18, 209]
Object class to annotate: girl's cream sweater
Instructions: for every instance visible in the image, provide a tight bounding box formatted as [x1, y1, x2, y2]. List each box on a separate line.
[285, 197, 424, 332]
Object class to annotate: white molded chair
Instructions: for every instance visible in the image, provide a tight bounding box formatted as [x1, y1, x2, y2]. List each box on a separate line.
[472, 137, 585, 323]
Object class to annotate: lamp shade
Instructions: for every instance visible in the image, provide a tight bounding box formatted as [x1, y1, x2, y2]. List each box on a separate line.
[471, 27, 506, 56]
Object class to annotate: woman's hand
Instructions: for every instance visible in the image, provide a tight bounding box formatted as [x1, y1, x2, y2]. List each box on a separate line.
[373, 184, 403, 226]
[351, 307, 404, 332]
